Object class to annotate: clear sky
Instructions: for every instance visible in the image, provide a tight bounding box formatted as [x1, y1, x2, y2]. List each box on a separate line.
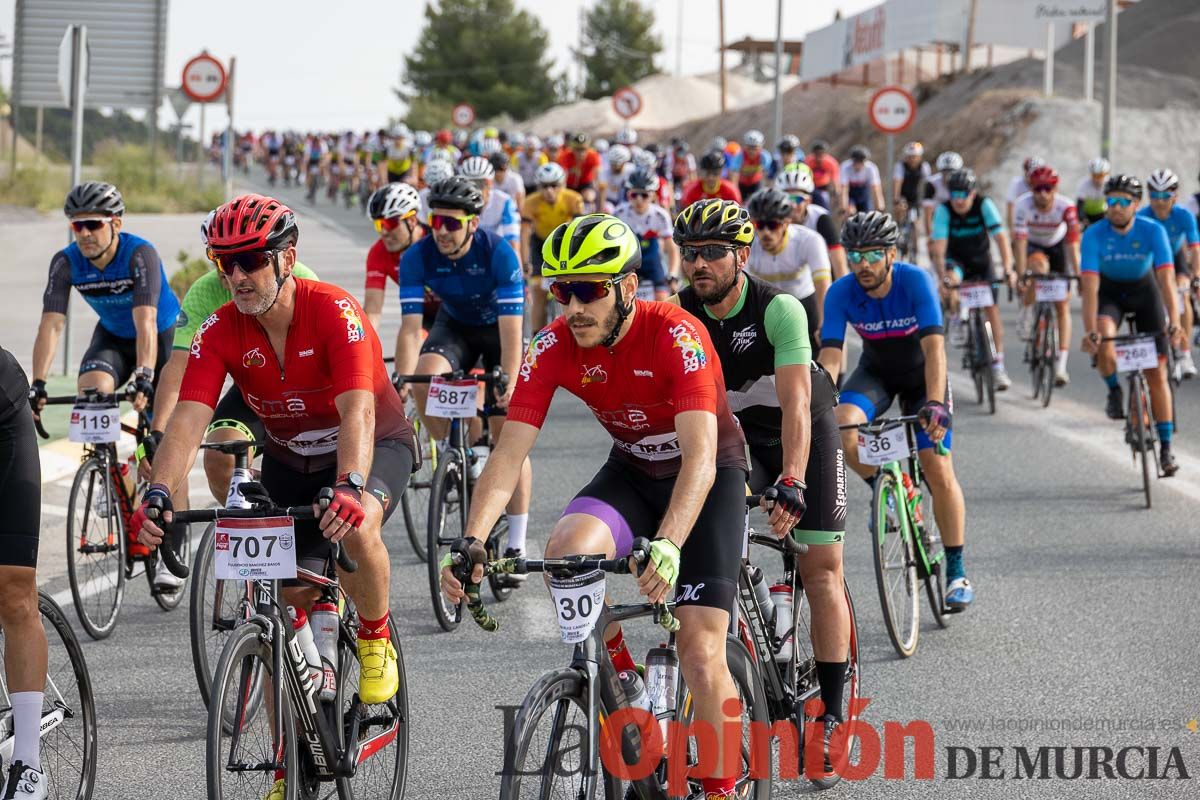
[0, 0, 879, 134]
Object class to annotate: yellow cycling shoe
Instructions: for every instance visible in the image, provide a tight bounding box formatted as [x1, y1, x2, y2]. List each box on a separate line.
[356, 637, 398, 704]
[263, 778, 286, 800]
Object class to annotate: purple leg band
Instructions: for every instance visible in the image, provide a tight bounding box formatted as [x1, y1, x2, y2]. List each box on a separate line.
[561, 496, 634, 557]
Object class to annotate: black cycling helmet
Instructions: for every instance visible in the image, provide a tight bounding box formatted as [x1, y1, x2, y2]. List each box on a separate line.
[850, 145, 870, 161]
[1104, 173, 1143, 199]
[624, 167, 660, 193]
[569, 131, 590, 147]
[64, 181, 125, 217]
[428, 176, 484, 215]
[841, 211, 899, 249]
[673, 199, 755, 246]
[487, 151, 510, 172]
[699, 150, 725, 173]
[777, 134, 800, 152]
[946, 168, 977, 193]
[810, 139, 829, 153]
[746, 187, 794, 221]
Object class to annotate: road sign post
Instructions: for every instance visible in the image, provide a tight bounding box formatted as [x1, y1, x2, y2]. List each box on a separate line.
[61, 24, 88, 376]
[182, 51, 228, 187]
[612, 86, 643, 121]
[868, 86, 916, 216]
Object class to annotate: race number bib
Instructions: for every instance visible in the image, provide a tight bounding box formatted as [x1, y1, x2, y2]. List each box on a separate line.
[68, 404, 121, 444]
[1114, 337, 1158, 373]
[426, 377, 478, 419]
[1035, 278, 1068, 303]
[636, 283, 657, 302]
[958, 283, 994, 309]
[857, 425, 910, 467]
[214, 517, 297, 580]
[547, 569, 606, 644]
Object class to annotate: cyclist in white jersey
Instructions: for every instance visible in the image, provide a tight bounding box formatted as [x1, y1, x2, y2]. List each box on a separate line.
[612, 168, 679, 300]
[921, 151, 962, 234]
[778, 167, 845, 281]
[598, 144, 634, 211]
[1076, 157, 1110, 228]
[839, 145, 884, 213]
[1006, 156, 1044, 233]
[459, 156, 521, 266]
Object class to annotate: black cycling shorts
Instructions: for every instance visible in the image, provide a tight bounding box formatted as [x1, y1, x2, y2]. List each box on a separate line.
[840, 366, 953, 452]
[1028, 239, 1068, 274]
[0, 349, 40, 568]
[529, 235, 547, 277]
[561, 460, 748, 613]
[1174, 246, 1192, 279]
[1097, 274, 1168, 356]
[746, 408, 847, 545]
[260, 438, 412, 581]
[211, 387, 266, 441]
[421, 310, 502, 375]
[79, 323, 174, 388]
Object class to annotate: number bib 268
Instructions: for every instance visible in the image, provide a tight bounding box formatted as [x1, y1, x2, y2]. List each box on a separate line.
[214, 517, 297, 580]
[958, 283, 994, 309]
[547, 569, 606, 644]
[69, 404, 121, 444]
[1114, 338, 1158, 373]
[857, 425, 910, 467]
[1034, 278, 1068, 303]
[426, 377, 478, 419]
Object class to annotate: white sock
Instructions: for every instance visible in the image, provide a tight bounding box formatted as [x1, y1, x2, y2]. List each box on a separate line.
[10, 691, 43, 770]
[506, 513, 529, 552]
[993, 353, 1005, 368]
[1058, 350, 1070, 369]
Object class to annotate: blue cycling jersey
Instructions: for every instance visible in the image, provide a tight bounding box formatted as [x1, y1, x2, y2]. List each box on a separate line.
[42, 232, 180, 339]
[1136, 204, 1200, 255]
[399, 228, 524, 325]
[1080, 216, 1174, 282]
[820, 261, 943, 376]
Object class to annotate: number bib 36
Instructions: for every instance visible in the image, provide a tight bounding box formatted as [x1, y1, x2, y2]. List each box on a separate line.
[857, 425, 910, 467]
[547, 569, 606, 644]
[214, 516, 297, 580]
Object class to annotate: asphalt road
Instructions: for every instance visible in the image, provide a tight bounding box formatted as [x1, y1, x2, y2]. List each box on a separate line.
[11, 169, 1200, 798]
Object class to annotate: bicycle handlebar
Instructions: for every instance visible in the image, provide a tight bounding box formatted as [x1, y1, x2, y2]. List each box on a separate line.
[33, 387, 143, 440]
[743, 489, 807, 557]
[838, 416, 951, 456]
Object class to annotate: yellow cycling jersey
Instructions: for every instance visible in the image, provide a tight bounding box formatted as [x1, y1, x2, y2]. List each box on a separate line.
[522, 188, 585, 240]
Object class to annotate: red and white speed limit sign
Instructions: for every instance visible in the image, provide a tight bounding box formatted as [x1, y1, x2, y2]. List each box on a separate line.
[612, 87, 643, 120]
[182, 53, 226, 103]
[451, 103, 476, 127]
[868, 86, 916, 134]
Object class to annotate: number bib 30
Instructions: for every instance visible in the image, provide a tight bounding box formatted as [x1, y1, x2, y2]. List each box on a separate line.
[547, 569, 606, 644]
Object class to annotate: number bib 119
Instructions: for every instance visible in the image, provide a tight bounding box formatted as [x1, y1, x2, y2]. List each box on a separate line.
[857, 425, 910, 466]
[214, 517, 297, 580]
[426, 377, 478, 419]
[1035, 278, 1068, 303]
[1114, 337, 1158, 373]
[69, 404, 121, 444]
[547, 569, 606, 644]
[958, 283, 994, 309]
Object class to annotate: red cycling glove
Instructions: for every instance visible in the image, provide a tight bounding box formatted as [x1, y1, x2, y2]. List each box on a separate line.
[326, 486, 366, 529]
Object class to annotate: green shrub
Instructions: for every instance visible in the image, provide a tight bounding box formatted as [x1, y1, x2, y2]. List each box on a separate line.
[92, 140, 225, 213]
[0, 164, 70, 211]
[170, 249, 212, 301]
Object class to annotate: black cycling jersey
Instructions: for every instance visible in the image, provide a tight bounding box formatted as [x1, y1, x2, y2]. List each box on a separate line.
[941, 195, 995, 278]
[0, 347, 41, 568]
[898, 162, 928, 207]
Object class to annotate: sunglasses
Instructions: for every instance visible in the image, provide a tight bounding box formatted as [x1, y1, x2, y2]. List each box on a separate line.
[1150, 190, 1175, 201]
[949, 190, 971, 200]
[70, 219, 109, 233]
[846, 249, 887, 265]
[548, 279, 615, 305]
[680, 243, 738, 263]
[1032, 185, 1056, 194]
[753, 218, 787, 232]
[1106, 196, 1134, 208]
[211, 249, 278, 276]
[539, 183, 561, 191]
[373, 214, 412, 234]
[628, 191, 651, 200]
[788, 193, 811, 204]
[429, 213, 475, 232]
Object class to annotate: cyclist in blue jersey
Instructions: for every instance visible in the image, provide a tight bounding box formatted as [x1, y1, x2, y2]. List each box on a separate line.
[29, 182, 180, 418]
[394, 176, 532, 567]
[1081, 174, 1184, 475]
[1139, 169, 1200, 379]
[817, 211, 973, 610]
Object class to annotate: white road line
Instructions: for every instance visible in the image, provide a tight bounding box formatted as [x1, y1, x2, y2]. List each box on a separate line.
[48, 526, 207, 609]
[41, 503, 70, 518]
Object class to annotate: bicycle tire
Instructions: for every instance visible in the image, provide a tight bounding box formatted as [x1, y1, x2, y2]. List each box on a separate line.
[149, 521, 191, 611]
[917, 481, 950, 629]
[982, 318, 997, 414]
[1040, 310, 1057, 408]
[1131, 377, 1153, 509]
[400, 413, 434, 562]
[970, 314, 985, 405]
[190, 522, 255, 709]
[426, 452, 465, 632]
[869, 471, 919, 657]
[486, 516, 514, 602]
[335, 617, 408, 800]
[1029, 308, 1045, 401]
[65, 454, 126, 641]
[206, 622, 296, 800]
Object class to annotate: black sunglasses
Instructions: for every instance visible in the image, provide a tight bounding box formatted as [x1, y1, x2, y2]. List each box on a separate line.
[680, 244, 738, 263]
[211, 249, 279, 277]
[548, 279, 616, 305]
[70, 219, 109, 233]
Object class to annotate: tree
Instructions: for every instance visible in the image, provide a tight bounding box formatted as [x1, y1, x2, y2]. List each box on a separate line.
[580, 0, 662, 100]
[400, 0, 560, 122]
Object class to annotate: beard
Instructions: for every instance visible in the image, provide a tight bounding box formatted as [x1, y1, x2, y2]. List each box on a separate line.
[232, 282, 276, 316]
[691, 269, 740, 305]
[567, 301, 622, 345]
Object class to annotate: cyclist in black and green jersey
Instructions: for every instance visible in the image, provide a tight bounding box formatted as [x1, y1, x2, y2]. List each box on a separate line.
[142, 211, 318, 507]
[671, 198, 850, 777]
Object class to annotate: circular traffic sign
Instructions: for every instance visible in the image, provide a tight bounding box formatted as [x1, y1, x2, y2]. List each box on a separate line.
[612, 86, 643, 120]
[182, 52, 226, 103]
[868, 86, 916, 135]
[451, 103, 476, 128]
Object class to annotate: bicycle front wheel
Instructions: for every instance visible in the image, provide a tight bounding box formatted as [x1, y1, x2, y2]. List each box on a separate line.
[190, 522, 253, 707]
[870, 470, 919, 657]
[1039, 310, 1058, 408]
[426, 453, 465, 632]
[1131, 377, 1153, 509]
[65, 454, 126, 640]
[981, 318, 997, 414]
[917, 483, 950, 628]
[150, 520, 191, 611]
[400, 413, 435, 562]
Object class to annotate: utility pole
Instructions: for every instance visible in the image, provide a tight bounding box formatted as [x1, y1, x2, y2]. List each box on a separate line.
[964, 0, 979, 72]
[676, 0, 684, 76]
[771, 0, 783, 147]
[718, 0, 727, 113]
[1101, 0, 1117, 158]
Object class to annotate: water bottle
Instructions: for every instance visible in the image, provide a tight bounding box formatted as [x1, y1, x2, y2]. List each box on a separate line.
[769, 585, 793, 662]
[618, 669, 653, 713]
[226, 466, 255, 509]
[469, 443, 490, 480]
[309, 602, 340, 702]
[748, 566, 775, 630]
[643, 645, 678, 732]
[288, 606, 324, 697]
[900, 472, 924, 528]
[120, 455, 137, 497]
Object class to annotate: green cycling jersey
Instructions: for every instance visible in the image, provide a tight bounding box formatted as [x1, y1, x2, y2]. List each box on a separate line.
[172, 261, 318, 349]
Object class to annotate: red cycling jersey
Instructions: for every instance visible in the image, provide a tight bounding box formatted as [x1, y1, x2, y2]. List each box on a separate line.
[179, 279, 413, 472]
[507, 301, 747, 480]
[364, 239, 400, 291]
[680, 179, 743, 208]
[558, 148, 602, 190]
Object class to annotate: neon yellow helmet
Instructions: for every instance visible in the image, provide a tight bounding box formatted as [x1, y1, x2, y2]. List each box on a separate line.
[542, 213, 641, 278]
[672, 199, 755, 246]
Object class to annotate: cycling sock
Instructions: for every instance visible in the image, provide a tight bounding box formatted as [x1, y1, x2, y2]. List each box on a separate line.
[505, 512, 529, 552]
[1103, 373, 1120, 390]
[700, 777, 736, 797]
[1058, 350, 1070, 369]
[814, 661, 847, 722]
[357, 611, 391, 641]
[945, 545, 965, 582]
[1157, 421, 1173, 445]
[10, 692, 43, 770]
[605, 629, 637, 674]
[992, 353, 1005, 367]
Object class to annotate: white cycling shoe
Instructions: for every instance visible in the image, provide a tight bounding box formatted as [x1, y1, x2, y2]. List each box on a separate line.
[3, 762, 47, 800]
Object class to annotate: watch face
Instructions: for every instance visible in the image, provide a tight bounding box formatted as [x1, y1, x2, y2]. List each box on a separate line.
[349, 472, 366, 490]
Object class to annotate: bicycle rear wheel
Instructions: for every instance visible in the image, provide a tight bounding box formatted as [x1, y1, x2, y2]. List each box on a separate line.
[486, 515, 514, 602]
[65, 454, 126, 640]
[400, 409, 434, 562]
[1131, 377, 1153, 509]
[336, 616, 407, 800]
[426, 453, 466, 631]
[981, 318, 997, 414]
[970, 314, 985, 405]
[190, 522, 254, 708]
[870, 471, 919, 657]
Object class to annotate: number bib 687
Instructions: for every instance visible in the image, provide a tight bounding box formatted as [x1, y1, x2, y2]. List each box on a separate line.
[426, 377, 478, 419]
[214, 517, 297, 580]
[547, 569, 606, 643]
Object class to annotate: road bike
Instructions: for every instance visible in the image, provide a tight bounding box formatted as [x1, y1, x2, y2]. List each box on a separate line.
[1021, 272, 1078, 407]
[955, 282, 1000, 415]
[37, 388, 190, 640]
[841, 417, 951, 657]
[385, 359, 438, 563]
[894, 198, 920, 263]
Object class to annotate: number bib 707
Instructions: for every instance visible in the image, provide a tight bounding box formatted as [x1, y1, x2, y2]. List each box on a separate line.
[214, 516, 297, 580]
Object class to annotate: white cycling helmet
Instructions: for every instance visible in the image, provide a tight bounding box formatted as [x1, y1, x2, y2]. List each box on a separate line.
[200, 209, 216, 244]
[535, 162, 566, 186]
[936, 151, 964, 172]
[423, 159, 455, 187]
[413, 130, 432, 148]
[607, 144, 631, 168]
[1088, 157, 1111, 175]
[743, 129, 765, 148]
[546, 134, 565, 149]
[390, 124, 411, 139]
[615, 126, 638, 146]
[777, 166, 815, 194]
[1147, 168, 1180, 193]
[709, 136, 728, 152]
[479, 138, 503, 156]
[525, 135, 542, 150]
[902, 141, 925, 158]
[368, 182, 421, 221]
[633, 150, 657, 170]
[458, 155, 495, 181]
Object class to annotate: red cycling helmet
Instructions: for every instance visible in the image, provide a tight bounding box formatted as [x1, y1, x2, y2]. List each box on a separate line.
[1027, 165, 1059, 188]
[435, 129, 452, 145]
[207, 194, 298, 254]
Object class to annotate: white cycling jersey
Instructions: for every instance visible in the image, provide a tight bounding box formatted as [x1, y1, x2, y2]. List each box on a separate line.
[601, 163, 635, 207]
[922, 172, 950, 208]
[746, 224, 831, 300]
[1012, 191, 1078, 247]
[839, 160, 882, 189]
[496, 169, 525, 203]
[1006, 175, 1032, 206]
[478, 188, 521, 244]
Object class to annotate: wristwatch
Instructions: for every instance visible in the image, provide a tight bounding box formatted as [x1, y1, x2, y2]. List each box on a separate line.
[336, 471, 366, 497]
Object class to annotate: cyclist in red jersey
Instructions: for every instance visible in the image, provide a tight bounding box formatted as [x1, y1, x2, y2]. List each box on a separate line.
[680, 150, 743, 208]
[363, 182, 423, 331]
[557, 132, 602, 206]
[131, 195, 413, 713]
[440, 213, 751, 800]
